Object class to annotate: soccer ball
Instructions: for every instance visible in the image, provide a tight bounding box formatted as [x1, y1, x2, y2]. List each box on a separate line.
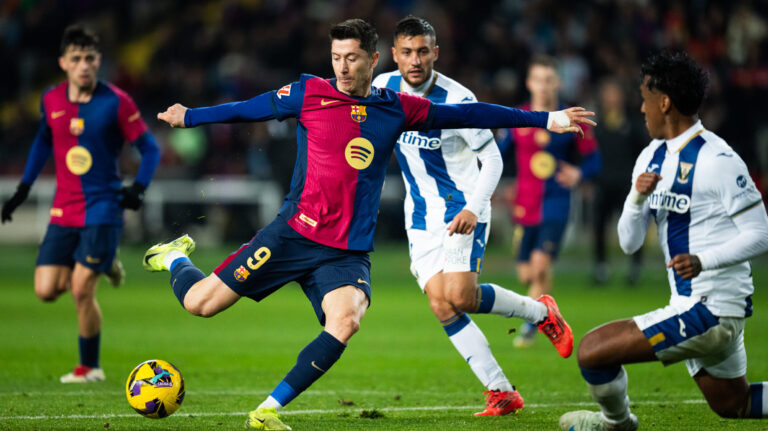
[125, 359, 185, 419]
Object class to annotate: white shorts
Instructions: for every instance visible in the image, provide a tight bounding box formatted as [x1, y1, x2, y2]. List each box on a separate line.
[406, 222, 489, 290]
[633, 301, 746, 379]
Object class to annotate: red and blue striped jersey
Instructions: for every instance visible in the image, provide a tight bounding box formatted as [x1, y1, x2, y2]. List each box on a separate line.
[272, 74, 430, 251]
[34, 81, 149, 227]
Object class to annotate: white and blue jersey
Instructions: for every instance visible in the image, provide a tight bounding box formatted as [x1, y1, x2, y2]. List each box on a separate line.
[373, 70, 496, 231]
[621, 121, 764, 317]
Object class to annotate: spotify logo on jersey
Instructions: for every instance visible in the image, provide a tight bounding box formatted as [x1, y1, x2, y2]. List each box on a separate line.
[345, 138, 374, 170]
[66, 146, 93, 175]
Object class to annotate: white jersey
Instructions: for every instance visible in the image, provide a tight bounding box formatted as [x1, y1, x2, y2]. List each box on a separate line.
[620, 121, 764, 317]
[373, 70, 496, 231]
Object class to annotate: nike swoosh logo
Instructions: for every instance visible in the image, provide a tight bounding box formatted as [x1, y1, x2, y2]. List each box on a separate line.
[320, 99, 339, 106]
[357, 278, 369, 285]
[145, 252, 160, 264]
[311, 361, 327, 373]
[51, 110, 66, 119]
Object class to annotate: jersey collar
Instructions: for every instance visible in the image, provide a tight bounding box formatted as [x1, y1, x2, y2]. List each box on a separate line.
[399, 70, 438, 98]
[667, 120, 705, 153]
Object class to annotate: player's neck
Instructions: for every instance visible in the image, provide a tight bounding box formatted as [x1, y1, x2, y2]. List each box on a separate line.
[663, 115, 697, 141]
[67, 81, 97, 104]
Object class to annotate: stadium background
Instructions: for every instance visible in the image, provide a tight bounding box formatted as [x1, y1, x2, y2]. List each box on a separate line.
[2, 2, 768, 430]
[2, 0, 768, 246]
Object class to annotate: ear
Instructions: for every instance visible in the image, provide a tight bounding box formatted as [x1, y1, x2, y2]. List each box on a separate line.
[660, 94, 672, 114]
[58, 56, 67, 72]
[371, 51, 379, 70]
[433, 45, 439, 62]
[391, 46, 398, 64]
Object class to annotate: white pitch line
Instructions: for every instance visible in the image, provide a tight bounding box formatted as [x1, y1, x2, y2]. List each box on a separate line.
[0, 399, 706, 421]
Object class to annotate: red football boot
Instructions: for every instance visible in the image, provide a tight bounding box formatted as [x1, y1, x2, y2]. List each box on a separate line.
[537, 295, 573, 358]
[474, 389, 524, 416]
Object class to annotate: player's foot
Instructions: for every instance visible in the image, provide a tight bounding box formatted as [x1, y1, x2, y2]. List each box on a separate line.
[473, 389, 524, 416]
[60, 365, 105, 383]
[559, 410, 638, 431]
[106, 258, 125, 287]
[513, 322, 537, 348]
[245, 407, 292, 430]
[142, 234, 195, 272]
[536, 294, 573, 358]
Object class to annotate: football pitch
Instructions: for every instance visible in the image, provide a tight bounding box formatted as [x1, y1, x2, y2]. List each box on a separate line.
[1, 243, 766, 430]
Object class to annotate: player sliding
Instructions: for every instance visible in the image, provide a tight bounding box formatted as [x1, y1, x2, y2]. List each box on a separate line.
[150, 19, 594, 430]
[559, 51, 768, 431]
[373, 16, 573, 417]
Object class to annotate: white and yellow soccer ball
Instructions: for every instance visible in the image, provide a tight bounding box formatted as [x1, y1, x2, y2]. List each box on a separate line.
[126, 359, 185, 419]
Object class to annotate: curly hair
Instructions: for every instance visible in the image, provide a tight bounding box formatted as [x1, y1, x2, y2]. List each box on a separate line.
[640, 50, 708, 116]
[329, 19, 378, 57]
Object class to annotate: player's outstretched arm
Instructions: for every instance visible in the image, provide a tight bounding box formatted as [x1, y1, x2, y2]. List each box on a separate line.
[157, 103, 188, 128]
[426, 103, 596, 137]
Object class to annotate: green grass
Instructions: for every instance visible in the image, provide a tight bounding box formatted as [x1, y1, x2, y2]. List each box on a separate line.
[0, 243, 767, 430]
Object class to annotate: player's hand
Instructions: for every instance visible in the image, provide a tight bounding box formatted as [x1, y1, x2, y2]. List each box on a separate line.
[555, 161, 582, 189]
[2, 183, 30, 224]
[119, 182, 146, 210]
[635, 172, 662, 195]
[547, 107, 597, 138]
[157, 103, 188, 128]
[667, 254, 702, 280]
[447, 209, 478, 236]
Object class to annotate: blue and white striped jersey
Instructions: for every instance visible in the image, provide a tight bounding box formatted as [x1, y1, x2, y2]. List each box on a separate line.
[621, 121, 764, 317]
[373, 70, 496, 231]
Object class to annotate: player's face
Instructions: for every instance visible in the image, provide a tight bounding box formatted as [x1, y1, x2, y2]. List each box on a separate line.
[331, 39, 379, 97]
[392, 34, 438, 88]
[526, 64, 560, 106]
[640, 75, 665, 139]
[59, 45, 101, 90]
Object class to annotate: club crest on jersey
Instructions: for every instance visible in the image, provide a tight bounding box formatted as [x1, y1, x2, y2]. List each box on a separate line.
[345, 137, 374, 170]
[233, 265, 250, 282]
[648, 189, 691, 214]
[350, 105, 367, 122]
[677, 162, 694, 184]
[276, 84, 291, 99]
[70, 118, 84, 136]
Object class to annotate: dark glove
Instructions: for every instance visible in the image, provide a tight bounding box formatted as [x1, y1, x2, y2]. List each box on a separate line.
[2, 183, 31, 224]
[119, 182, 146, 210]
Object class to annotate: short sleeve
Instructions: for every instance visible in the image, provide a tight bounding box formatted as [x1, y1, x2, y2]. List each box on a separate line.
[705, 152, 763, 217]
[397, 92, 431, 129]
[270, 75, 309, 120]
[113, 87, 148, 142]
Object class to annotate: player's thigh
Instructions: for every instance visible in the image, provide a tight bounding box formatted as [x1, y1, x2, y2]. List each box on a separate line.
[442, 271, 479, 312]
[633, 302, 741, 368]
[406, 228, 444, 291]
[34, 265, 72, 300]
[578, 318, 656, 369]
[183, 273, 241, 315]
[694, 369, 749, 418]
[73, 225, 122, 274]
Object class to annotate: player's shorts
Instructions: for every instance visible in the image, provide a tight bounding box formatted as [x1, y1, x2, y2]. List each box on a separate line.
[36, 223, 122, 274]
[633, 300, 746, 379]
[406, 222, 489, 290]
[516, 220, 568, 262]
[213, 214, 371, 325]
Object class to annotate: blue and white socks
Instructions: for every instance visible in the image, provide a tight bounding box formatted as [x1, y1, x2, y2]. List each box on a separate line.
[747, 382, 768, 418]
[476, 283, 547, 324]
[443, 313, 513, 392]
[581, 365, 632, 426]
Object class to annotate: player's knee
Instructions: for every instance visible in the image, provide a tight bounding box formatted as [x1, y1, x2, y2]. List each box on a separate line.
[184, 298, 219, 318]
[70, 286, 94, 306]
[34, 279, 67, 302]
[576, 332, 603, 369]
[428, 296, 455, 321]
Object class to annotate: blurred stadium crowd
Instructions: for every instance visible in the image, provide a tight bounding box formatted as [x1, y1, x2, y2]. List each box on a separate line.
[1, 0, 768, 235]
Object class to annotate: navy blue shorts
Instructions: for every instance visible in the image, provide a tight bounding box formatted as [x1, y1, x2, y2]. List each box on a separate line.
[37, 223, 122, 273]
[517, 221, 567, 262]
[214, 215, 372, 325]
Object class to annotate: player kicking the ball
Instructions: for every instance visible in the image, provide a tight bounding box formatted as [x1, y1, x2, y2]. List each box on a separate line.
[149, 19, 593, 430]
[374, 16, 573, 417]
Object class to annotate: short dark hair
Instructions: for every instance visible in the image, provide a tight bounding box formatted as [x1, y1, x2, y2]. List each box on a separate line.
[60, 24, 99, 55]
[394, 16, 436, 42]
[529, 54, 559, 72]
[329, 19, 378, 56]
[641, 50, 708, 116]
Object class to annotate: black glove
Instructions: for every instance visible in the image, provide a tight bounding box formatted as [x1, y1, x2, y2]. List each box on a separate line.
[2, 183, 31, 224]
[119, 182, 146, 210]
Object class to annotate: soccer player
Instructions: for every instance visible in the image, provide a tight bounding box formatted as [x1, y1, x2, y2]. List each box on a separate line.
[0, 25, 160, 383]
[559, 51, 768, 431]
[373, 16, 573, 417]
[498, 55, 601, 348]
[150, 19, 594, 430]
